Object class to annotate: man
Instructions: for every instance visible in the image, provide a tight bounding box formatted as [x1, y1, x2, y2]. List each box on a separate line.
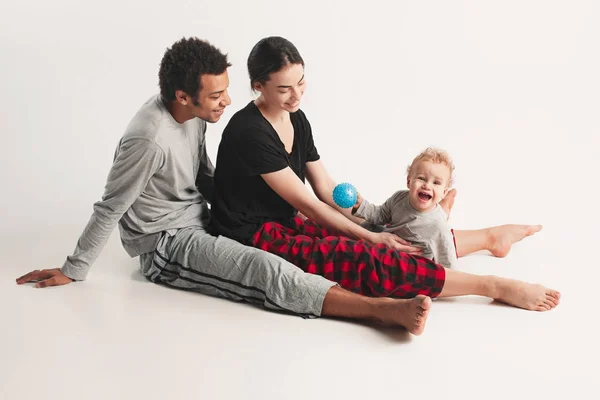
[16, 37, 431, 335]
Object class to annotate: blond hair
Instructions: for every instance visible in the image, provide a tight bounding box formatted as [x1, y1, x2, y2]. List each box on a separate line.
[406, 147, 455, 187]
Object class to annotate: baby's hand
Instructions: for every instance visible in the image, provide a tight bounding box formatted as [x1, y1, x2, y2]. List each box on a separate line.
[351, 193, 363, 214]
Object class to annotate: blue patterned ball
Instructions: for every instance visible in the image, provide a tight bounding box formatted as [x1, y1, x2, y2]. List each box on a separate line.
[332, 182, 358, 209]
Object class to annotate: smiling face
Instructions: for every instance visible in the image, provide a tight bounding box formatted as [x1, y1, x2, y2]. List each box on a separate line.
[406, 160, 452, 212]
[175, 70, 232, 123]
[253, 63, 306, 113]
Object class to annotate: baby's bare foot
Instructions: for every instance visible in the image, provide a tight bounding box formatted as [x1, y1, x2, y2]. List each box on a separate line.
[440, 188, 457, 219]
[493, 277, 560, 311]
[376, 295, 432, 335]
[488, 224, 543, 257]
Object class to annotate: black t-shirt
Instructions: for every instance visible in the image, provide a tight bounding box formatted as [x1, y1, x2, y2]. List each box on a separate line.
[210, 101, 320, 243]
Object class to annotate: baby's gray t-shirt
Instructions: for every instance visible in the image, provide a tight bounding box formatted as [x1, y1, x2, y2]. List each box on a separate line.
[353, 190, 457, 268]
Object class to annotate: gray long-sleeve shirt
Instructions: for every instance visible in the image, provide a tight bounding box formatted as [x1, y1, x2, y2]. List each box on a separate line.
[61, 95, 214, 281]
[353, 190, 457, 268]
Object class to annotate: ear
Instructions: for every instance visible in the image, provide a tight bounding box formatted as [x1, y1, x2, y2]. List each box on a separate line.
[175, 90, 190, 106]
[406, 176, 411, 189]
[443, 187, 449, 196]
[253, 81, 264, 93]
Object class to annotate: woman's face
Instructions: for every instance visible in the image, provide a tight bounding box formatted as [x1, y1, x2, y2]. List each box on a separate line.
[255, 63, 306, 113]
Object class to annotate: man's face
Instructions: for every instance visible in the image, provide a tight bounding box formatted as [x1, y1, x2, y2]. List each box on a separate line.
[186, 70, 232, 123]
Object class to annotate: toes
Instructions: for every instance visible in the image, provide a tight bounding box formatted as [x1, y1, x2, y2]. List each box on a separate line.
[412, 314, 428, 335]
[543, 300, 556, 309]
[421, 296, 432, 311]
[524, 225, 542, 237]
[547, 291, 561, 305]
[537, 299, 552, 310]
[546, 295, 559, 306]
[548, 290, 561, 300]
[415, 295, 432, 311]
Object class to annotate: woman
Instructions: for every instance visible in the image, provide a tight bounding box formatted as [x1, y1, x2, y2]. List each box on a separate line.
[210, 36, 559, 312]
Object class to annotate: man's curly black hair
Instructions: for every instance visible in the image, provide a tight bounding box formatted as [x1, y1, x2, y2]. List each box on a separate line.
[159, 37, 231, 105]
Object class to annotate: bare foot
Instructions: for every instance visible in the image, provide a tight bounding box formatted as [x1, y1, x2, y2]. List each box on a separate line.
[492, 277, 560, 311]
[487, 224, 543, 257]
[375, 295, 432, 335]
[439, 188, 457, 219]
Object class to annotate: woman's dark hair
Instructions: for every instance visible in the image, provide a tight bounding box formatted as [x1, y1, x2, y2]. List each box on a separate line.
[159, 37, 231, 104]
[247, 36, 304, 90]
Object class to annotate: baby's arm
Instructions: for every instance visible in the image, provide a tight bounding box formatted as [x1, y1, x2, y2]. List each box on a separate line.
[352, 192, 398, 226]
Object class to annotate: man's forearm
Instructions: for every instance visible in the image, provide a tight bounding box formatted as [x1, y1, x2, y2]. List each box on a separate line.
[61, 205, 122, 281]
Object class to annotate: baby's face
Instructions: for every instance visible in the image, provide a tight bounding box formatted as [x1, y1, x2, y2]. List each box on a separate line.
[407, 161, 451, 212]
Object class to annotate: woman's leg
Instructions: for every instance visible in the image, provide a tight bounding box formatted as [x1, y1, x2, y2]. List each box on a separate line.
[251, 218, 446, 299]
[453, 225, 543, 257]
[439, 268, 560, 311]
[439, 189, 543, 258]
[293, 219, 434, 333]
[253, 218, 560, 312]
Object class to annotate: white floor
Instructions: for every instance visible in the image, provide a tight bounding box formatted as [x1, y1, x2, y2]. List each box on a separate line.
[2, 214, 599, 400]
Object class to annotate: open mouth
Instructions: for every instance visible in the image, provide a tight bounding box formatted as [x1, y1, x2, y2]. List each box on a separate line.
[418, 191, 433, 201]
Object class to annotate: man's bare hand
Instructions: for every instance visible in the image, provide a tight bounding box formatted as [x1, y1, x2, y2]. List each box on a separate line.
[16, 268, 73, 288]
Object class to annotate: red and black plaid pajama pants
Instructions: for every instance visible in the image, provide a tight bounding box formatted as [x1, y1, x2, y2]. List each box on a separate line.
[250, 216, 446, 298]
